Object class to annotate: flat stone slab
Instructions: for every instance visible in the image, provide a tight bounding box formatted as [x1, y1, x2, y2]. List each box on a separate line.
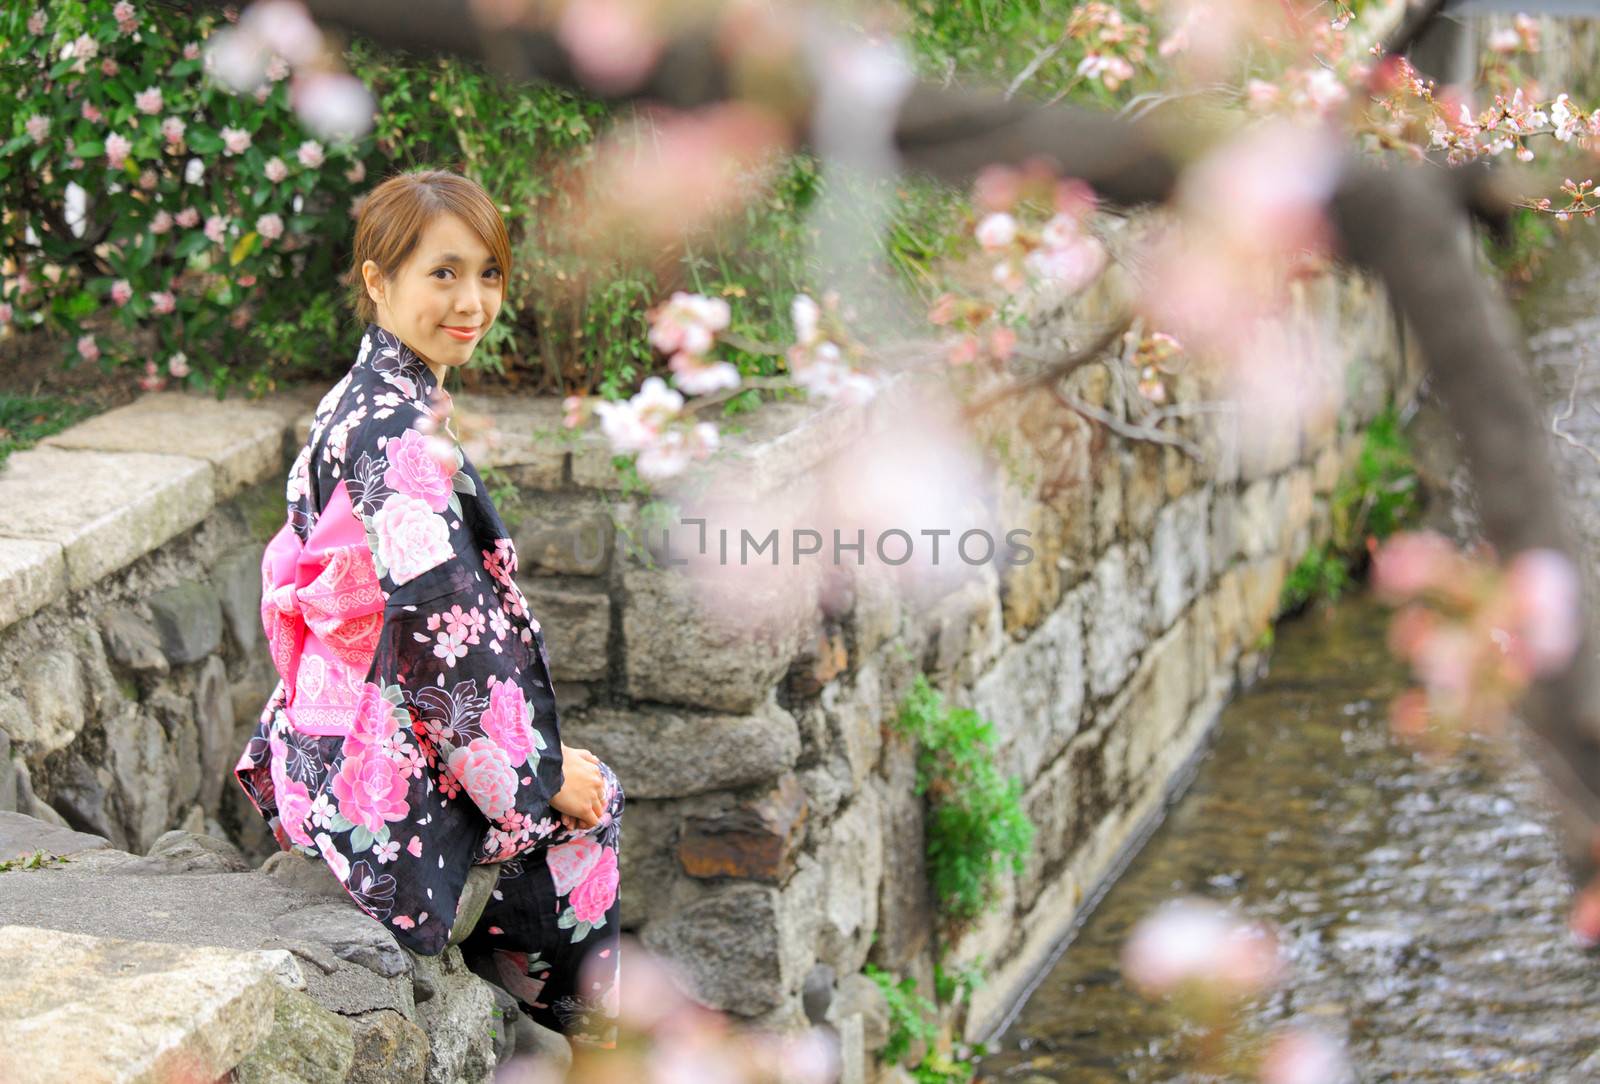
[452, 393, 570, 487]
[0, 924, 284, 1084]
[0, 537, 66, 631]
[44, 391, 288, 499]
[0, 810, 113, 861]
[0, 447, 213, 591]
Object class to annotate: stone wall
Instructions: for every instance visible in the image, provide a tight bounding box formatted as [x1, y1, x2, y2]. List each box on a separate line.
[0, 260, 1410, 1080]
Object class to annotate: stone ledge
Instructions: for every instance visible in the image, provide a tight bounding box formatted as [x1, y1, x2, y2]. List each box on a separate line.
[0, 538, 66, 631]
[0, 446, 214, 593]
[43, 391, 288, 500]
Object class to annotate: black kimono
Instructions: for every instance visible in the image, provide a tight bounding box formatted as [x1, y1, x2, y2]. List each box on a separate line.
[233, 322, 623, 1046]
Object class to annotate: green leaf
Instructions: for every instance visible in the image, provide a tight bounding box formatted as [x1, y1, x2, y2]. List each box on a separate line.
[174, 231, 211, 258]
[102, 81, 131, 105]
[451, 468, 476, 495]
[349, 824, 374, 852]
[187, 126, 223, 154]
[0, 135, 29, 158]
[327, 811, 356, 833]
[447, 491, 462, 518]
[75, 140, 105, 159]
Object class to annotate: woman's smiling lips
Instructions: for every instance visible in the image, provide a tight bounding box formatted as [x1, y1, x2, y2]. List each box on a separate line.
[442, 324, 479, 341]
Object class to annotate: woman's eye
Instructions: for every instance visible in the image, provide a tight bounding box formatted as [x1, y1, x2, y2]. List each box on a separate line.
[432, 268, 452, 280]
[485, 268, 502, 280]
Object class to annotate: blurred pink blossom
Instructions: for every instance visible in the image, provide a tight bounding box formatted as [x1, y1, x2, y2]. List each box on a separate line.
[78, 335, 100, 363]
[162, 116, 186, 145]
[1260, 1028, 1351, 1084]
[81, 101, 102, 123]
[1371, 531, 1458, 601]
[138, 360, 166, 391]
[168, 352, 190, 378]
[345, 160, 366, 184]
[649, 292, 730, 357]
[265, 157, 288, 183]
[976, 212, 1018, 251]
[105, 132, 132, 169]
[135, 86, 163, 115]
[1502, 548, 1581, 675]
[297, 139, 324, 168]
[289, 71, 375, 141]
[205, 214, 228, 244]
[153, 209, 176, 236]
[175, 207, 200, 228]
[0, 304, 13, 326]
[101, 58, 119, 77]
[184, 42, 201, 60]
[110, 280, 133, 307]
[220, 126, 251, 155]
[556, 0, 663, 95]
[1121, 897, 1283, 999]
[27, 11, 45, 35]
[668, 354, 741, 396]
[150, 290, 176, 314]
[114, 1, 138, 34]
[25, 116, 49, 143]
[256, 213, 285, 241]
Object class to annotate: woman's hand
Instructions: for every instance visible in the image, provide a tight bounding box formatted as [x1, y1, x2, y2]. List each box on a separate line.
[551, 742, 605, 831]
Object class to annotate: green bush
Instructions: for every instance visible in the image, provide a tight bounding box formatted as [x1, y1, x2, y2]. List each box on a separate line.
[891, 672, 1035, 933]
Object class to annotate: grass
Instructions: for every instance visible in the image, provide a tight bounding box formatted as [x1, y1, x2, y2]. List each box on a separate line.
[0, 395, 96, 468]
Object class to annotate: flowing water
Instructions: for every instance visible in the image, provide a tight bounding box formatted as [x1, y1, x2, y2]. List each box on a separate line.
[972, 229, 1600, 1082]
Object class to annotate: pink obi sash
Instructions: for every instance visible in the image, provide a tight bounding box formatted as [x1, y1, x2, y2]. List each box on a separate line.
[260, 479, 386, 736]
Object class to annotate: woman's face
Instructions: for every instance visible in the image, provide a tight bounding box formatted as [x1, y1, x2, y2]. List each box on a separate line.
[362, 211, 503, 376]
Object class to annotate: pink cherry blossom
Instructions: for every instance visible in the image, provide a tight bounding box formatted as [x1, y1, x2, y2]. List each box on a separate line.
[290, 70, 376, 141]
[25, 115, 49, 143]
[138, 361, 166, 391]
[135, 86, 163, 115]
[100, 58, 118, 77]
[81, 101, 102, 123]
[555, 0, 662, 95]
[0, 304, 12, 326]
[162, 116, 186, 145]
[265, 55, 290, 82]
[668, 353, 741, 395]
[77, 335, 100, 363]
[1121, 897, 1283, 998]
[184, 41, 201, 60]
[648, 291, 730, 357]
[1371, 531, 1458, 602]
[150, 210, 173, 235]
[113, 1, 138, 34]
[594, 375, 683, 454]
[175, 206, 199, 229]
[296, 139, 324, 168]
[975, 212, 1017, 251]
[345, 160, 366, 184]
[1260, 1028, 1351, 1084]
[1503, 548, 1581, 675]
[138, 169, 158, 191]
[264, 156, 288, 183]
[167, 352, 189, 377]
[204, 214, 228, 244]
[110, 280, 132, 306]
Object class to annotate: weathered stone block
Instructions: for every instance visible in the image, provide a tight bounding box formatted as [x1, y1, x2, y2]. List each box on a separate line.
[1237, 475, 1287, 560]
[622, 563, 814, 714]
[521, 581, 610, 681]
[813, 788, 884, 975]
[0, 447, 213, 590]
[101, 607, 169, 674]
[213, 547, 264, 655]
[0, 538, 65, 632]
[562, 701, 800, 799]
[232, 984, 357, 1084]
[195, 656, 236, 813]
[1085, 545, 1148, 699]
[513, 505, 614, 576]
[148, 580, 224, 666]
[14, 648, 85, 757]
[679, 772, 809, 882]
[973, 585, 1087, 783]
[1150, 488, 1212, 633]
[641, 883, 790, 1014]
[1123, 442, 1165, 537]
[0, 925, 283, 1084]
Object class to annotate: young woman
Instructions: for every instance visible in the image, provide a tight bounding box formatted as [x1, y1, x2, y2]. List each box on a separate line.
[233, 169, 623, 1048]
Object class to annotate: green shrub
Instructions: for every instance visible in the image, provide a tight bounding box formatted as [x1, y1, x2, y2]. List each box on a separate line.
[891, 672, 1035, 933]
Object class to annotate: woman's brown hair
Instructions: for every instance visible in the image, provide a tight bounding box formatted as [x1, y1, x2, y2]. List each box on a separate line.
[343, 169, 513, 325]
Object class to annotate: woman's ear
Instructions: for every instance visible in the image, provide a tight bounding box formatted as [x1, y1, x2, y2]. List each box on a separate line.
[361, 259, 385, 308]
